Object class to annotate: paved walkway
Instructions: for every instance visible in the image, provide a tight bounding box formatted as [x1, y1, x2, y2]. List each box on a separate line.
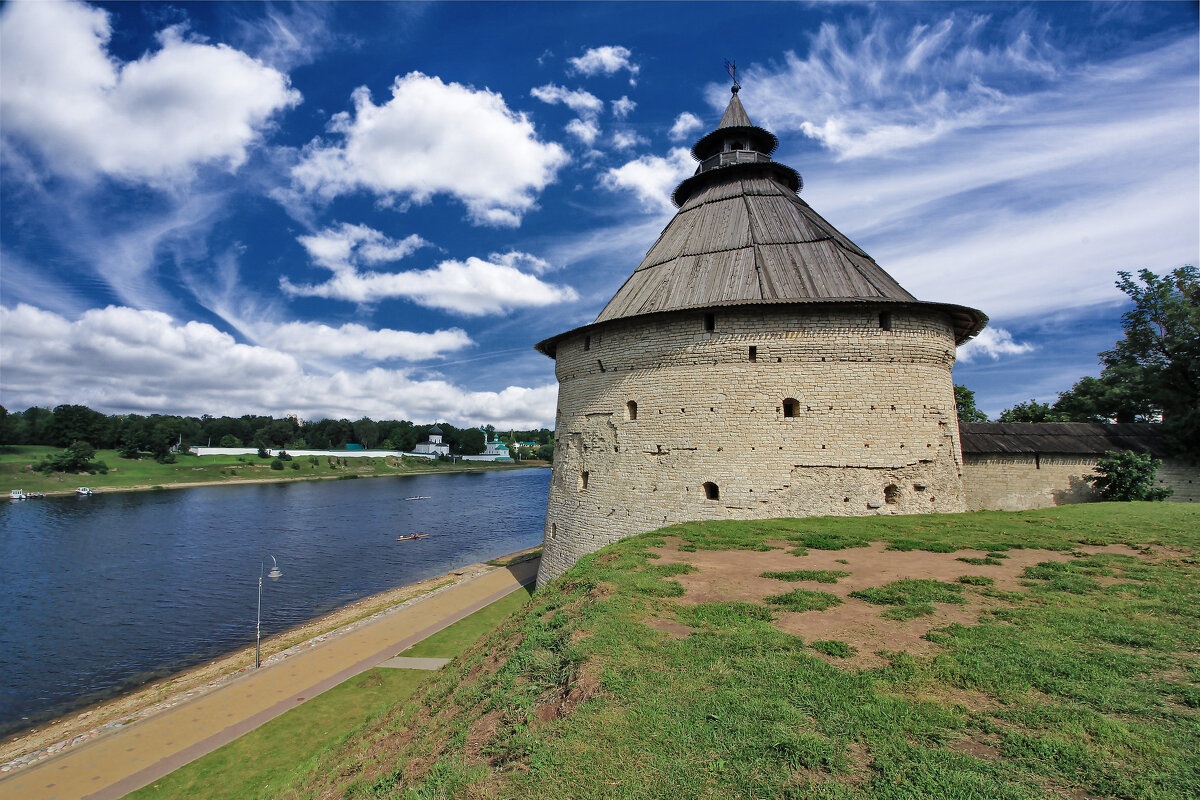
[377, 657, 451, 670]
[0, 560, 538, 800]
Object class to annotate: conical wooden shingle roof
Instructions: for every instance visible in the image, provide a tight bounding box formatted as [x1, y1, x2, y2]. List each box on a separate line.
[537, 90, 986, 356]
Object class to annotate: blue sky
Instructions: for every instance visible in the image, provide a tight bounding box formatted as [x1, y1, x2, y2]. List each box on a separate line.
[1, 1, 1196, 428]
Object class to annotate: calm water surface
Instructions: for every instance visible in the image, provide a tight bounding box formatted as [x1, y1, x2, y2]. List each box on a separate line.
[0, 468, 549, 736]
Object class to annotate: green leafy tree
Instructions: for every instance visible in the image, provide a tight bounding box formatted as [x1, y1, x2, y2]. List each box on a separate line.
[1087, 450, 1173, 501]
[116, 437, 142, 459]
[997, 400, 1070, 423]
[255, 418, 298, 448]
[219, 434, 242, 447]
[1052, 368, 1156, 424]
[352, 418, 380, 449]
[38, 441, 107, 474]
[48, 405, 110, 447]
[954, 385, 987, 423]
[457, 427, 486, 455]
[1100, 267, 1199, 453]
[21, 406, 54, 445]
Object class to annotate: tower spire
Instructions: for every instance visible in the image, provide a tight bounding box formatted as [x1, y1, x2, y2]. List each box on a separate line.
[725, 59, 740, 93]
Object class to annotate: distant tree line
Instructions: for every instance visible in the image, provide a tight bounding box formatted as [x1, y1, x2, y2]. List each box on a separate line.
[957, 266, 1198, 458]
[0, 405, 554, 462]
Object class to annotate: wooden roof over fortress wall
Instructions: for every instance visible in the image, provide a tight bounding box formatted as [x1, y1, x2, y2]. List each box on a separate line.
[960, 422, 1175, 459]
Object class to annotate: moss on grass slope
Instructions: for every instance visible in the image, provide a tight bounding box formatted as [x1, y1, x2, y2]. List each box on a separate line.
[279, 503, 1200, 800]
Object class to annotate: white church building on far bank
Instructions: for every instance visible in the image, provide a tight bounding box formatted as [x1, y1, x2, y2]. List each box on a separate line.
[412, 424, 451, 456]
[461, 429, 514, 462]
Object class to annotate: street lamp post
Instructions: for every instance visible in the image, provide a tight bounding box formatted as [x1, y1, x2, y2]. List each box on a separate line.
[256, 555, 282, 668]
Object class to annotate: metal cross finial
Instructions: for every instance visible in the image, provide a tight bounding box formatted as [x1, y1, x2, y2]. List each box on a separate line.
[725, 59, 740, 92]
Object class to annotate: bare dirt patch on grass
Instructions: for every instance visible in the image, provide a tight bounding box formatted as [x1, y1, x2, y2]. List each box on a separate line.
[654, 540, 1103, 668]
[645, 618, 695, 639]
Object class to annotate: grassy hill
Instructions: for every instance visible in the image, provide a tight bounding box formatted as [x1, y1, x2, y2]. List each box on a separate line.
[0, 445, 539, 495]
[275, 503, 1199, 800]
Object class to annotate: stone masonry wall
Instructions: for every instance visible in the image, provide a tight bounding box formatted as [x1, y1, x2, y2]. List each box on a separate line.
[964, 454, 1200, 511]
[538, 305, 965, 584]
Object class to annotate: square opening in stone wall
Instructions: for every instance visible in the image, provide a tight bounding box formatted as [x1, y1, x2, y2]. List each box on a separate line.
[703, 481, 719, 500]
[704, 313, 715, 332]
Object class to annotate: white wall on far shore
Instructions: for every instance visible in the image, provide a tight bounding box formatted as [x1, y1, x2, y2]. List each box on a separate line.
[189, 447, 437, 460]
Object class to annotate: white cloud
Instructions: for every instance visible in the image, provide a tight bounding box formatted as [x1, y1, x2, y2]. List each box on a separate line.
[956, 327, 1034, 362]
[297, 223, 430, 270]
[668, 111, 703, 141]
[0, 304, 557, 427]
[602, 147, 695, 212]
[292, 72, 569, 227]
[529, 83, 603, 116]
[611, 130, 646, 151]
[730, 13, 1063, 159]
[565, 117, 600, 146]
[230, 2, 338, 71]
[799, 35, 1199, 319]
[569, 45, 640, 84]
[281, 248, 577, 315]
[260, 321, 471, 361]
[0, 0, 300, 181]
[611, 96, 636, 119]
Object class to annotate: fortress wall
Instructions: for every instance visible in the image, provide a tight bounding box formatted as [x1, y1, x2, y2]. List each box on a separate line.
[1157, 460, 1200, 503]
[962, 455, 1097, 511]
[539, 305, 964, 583]
[963, 455, 1199, 511]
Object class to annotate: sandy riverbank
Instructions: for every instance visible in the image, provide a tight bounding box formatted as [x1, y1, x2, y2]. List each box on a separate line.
[0, 547, 541, 770]
[13, 461, 548, 499]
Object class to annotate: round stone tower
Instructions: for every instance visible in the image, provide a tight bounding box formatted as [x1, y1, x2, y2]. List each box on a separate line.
[535, 88, 987, 584]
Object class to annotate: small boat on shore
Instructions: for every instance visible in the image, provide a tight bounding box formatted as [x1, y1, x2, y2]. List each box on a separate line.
[404, 496, 431, 501]
[396, 533, 430, 541]
[76, 487, 95, 496]
[9, 489, 25, 500]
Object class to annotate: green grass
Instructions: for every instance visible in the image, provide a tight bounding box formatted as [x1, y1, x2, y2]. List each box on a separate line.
[278, 503, 1200, 800]
[760, 569, 850, 583]
[811, 639, 857, 658]
[851, 578, 964, 607]
[0, 444, 536, 495]
[401, 586, 534, 658]
[764, 588, 843, 612]
[127, 585, 534, 800]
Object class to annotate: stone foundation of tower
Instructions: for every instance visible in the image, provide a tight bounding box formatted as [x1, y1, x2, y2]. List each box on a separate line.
[537, 304, 966, 585]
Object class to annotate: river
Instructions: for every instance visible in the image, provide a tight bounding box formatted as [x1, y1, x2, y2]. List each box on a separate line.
[0, 468, 549, 737]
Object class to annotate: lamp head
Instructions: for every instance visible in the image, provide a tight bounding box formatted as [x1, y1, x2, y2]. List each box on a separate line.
[267, 566, 282, 581]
